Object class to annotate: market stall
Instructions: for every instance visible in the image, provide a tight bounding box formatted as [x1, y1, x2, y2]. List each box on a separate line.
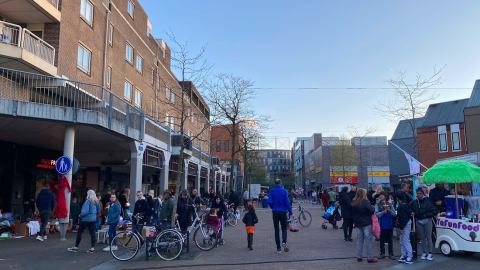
[422, 160, 480, 256]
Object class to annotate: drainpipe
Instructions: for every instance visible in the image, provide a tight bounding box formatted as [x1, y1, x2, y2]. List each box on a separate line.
[155, 45, 159, 121]
[102, 7, 110, 91]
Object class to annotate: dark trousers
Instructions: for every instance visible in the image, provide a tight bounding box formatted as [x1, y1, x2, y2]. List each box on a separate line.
[39, 210, 51, 237]
[380, 229, 394, 255]
[108, 222, 118, 245]
[247, 233, 254, 247]
[272, 211, 288, 249]
[72, 216, 79, 231]
[342, 218, 354, 240]
[75, 221, 96, 248]
[244, 199, 249, 209]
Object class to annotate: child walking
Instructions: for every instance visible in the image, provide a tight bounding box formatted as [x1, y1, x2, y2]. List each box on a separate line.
[375, 191, 397, 260]
[242, 204, 258, 250]
[396, 192, 413, 264]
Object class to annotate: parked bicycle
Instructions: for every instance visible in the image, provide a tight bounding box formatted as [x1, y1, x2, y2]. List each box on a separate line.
[226, 203, 238, 226]
[292, 204, 312, 227]
[178, 204, 219, 251]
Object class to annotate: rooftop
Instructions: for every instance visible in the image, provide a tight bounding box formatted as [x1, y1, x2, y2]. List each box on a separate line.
[420, 98, 469, 128]
[391, 118, 425, 140]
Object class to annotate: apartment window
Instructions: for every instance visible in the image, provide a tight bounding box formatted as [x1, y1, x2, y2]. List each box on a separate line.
[165, 113, 169, 126]
[151, 70, 154, 85]
[77, 44, 91, 74]
[191, 113, 194, 123]
[171, 92, 175, 104]
[147, 26, 152, 37]
[150, 100, 153, 116]
[126, 43, 133, 63]
[225, 140, 230, 152]
[216, 140, 221, 152]
[135, 89, 142, 107]
[170, 117, 175, 130]
[80, 0, 93, 25]
[127, 0, 134, 18]
[166, 87, 171, 100]
[124, 81, 132, 100]
[106, 66, 112, 89]
[451, 124, 461, 151]
[136, 54, 143, 73]
[108, 24, 114, 46]
[438, 125, 448, 152]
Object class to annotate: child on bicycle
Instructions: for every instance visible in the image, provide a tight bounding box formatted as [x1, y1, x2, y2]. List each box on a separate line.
[242, 204, 258, 250]
[204, 208, 222, 238]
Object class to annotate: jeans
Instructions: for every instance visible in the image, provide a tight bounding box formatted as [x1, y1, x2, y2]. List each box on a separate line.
[357, 225, 373, 259]
[151, 212, 159, 226]
[75, 221, 96, 248]
[72, 216, 79, 231]
[380, 229, 394, 255]
[39, 210, 51, 237]
[417, 218, 433, 253]
[96, 217, 101, 231]
[272, 211, 288, 249]
[244, 199, 249, 209]
[342, 218, 354, 240]
[400, 220, 413, 259]
[108, 222, 118, 245]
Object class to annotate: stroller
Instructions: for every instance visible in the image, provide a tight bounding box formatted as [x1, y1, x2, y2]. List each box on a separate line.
[321, 205, 341, 229]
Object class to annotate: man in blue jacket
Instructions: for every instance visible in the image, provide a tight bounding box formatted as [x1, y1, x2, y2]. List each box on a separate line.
[267, 179, 294, 254]
[35, 184, 56, 241]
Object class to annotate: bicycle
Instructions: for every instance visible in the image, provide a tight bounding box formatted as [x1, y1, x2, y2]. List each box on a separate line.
[176, 204, 218, 251]
[110, 214, 183, 261]
[292, 204, 312, 227]
[226, 203, 238, 227]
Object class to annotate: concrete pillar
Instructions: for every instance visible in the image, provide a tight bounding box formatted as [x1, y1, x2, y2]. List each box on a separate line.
[213, 171, 217, 194]
[59, 125, 75, 241]
[181, 160, 188, 191]
[160, 152, 171, 194]
[205, 169, 210, 192]
[195, 167, 201, 192]
[129, 141, 145, 204]
[223, 175, 227, 194]
[218, 168, 222, 195]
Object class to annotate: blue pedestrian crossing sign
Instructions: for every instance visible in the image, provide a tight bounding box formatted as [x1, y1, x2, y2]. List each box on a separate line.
[56, 156, 72, 175]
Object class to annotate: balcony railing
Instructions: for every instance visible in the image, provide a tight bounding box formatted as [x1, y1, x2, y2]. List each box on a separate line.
[0, 20, 56, 65]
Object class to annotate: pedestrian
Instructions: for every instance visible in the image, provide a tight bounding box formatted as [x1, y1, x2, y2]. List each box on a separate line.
[352, 188, 377, 263]
[242, 204, 259, 250]
[133, 191, 151, 233]
[396, 192, 413, 264]
[243, 189, 250, 209]
[103, 194, 121, 251]
[211, 195, 228, 220]
[35, 184, 56, 241]
[288, 188, 295, 206]
[119, 188, 130, 217]
[267, 179, 294, 254]
[429, 183, 449, 207]
[328, 188, 336, 207]
[397, 183, 413, 205]
[159, 190, 174, 229]
[151, 195, 163, 226]
[321, 190, 330, 211]
[229, 190, 240, 213]
[312, 190, 317, 203]
[177, 189, 193, 232]
[375, 191, 397, 260]
[412, 187, 438, 261]
[96, 194, 103, 231]
[368, 184, 382, 205]
[434, 196, 446, 213]
[68, 190, 100, 253]
[146, 190, 155, 221]
[70, 197, 80, 233]
[204, 208, 222, 238]
[339, 186, 353, 242]
[349, 184, 357, 200]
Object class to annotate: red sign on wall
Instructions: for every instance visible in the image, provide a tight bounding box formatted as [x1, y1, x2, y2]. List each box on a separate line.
[37, 159, 56, 169]
[330, 176, 358, 184]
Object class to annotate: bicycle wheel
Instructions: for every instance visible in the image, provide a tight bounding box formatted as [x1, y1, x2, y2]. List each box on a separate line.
[193, 224, 218, 251]
[227, 213, 238, 226]
[110, 231, 140, 261]
[154, 230, 183, 261]
[298, 211, 312, 227]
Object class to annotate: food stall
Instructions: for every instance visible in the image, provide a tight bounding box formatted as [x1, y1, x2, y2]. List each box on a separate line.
[422, 160, 480, 256]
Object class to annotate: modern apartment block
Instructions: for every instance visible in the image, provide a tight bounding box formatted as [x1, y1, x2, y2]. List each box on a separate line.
[255, 149, 292, 188]
[0, 1, 216, 214]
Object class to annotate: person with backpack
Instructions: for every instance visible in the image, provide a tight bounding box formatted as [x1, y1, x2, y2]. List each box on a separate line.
[242, 204, 259, 250]
[375, 191, 396, 260]
[396, 192, 413, 264]
[412, 187, 438, 261]
[68, 190, 101, 253]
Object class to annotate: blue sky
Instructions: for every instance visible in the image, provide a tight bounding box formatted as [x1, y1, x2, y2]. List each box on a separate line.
[140, 0, 480, 148]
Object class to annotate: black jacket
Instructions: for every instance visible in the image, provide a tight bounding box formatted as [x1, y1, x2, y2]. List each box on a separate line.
[191, 194, 202, 206]
[229, 192, 240, 207]
[146, 195, 155, 212]
[177, 197, 193, 224]
[242, 212, 258, 227]
[211, 197, 228, 218]
[412, 197, 438, 220]
[352, 199, 375, 228]
[397, 190, 413, 205]
[368, 190, 377, 206]
[119, 194, 129, 211]
[338, 191, 353, 219]
[397, 202, 411, 230]
[429, 188, 449, 205]
[133, 199, 151, 224]
[435, 202, 446, 213]
[348, 191, 356, 201]
[36, 189, 56, 212]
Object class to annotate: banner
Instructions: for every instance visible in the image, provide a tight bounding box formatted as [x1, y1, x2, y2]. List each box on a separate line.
[405, 151, 420, 175]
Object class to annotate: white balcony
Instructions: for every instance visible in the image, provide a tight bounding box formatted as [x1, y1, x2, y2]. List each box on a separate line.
[0, 0, 61, 23]
[0, 21, 57, 76]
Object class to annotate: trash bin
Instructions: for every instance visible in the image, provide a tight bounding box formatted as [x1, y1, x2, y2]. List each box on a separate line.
[263, 198, 269, 208]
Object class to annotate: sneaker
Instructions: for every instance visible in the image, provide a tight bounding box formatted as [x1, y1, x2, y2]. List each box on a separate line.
[375, 239, 380, 244]
[405, 258, 414, 264]
[111, 246, 117, 251]
[282, 243, 289, 252]
[421, 253, 427, 260]
[357, 258, 363, 262]
[378, 254, 386, 259]
[427, 254, 433, 261]
[36, 236, 43, 242]
[103, 246, 110, 251]
[389, 254, 396, 260]
[398, 256, 406, 263]
[367, 259, 378, 263]
[43, 236, 47, 240]
[277, 249, 282, 254]
[67, 247, 78, 252]
[87, 249, 94, 253]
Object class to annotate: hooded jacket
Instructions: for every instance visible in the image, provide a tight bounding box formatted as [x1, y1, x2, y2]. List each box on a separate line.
[412, 196, 438, 220]
[338, 191, 353, 219]
[397, 202, 411, 230]
[36, 189, 56, 212]
[211, 197, 228, 218]
[242, 212, 259, 227]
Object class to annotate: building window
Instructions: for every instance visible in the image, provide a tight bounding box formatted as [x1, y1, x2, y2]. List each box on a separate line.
[438, 125, 448, 153]
[126, 43, 133, 63]
[77, 44, 91, 74]
[127, 0, 134, 18]
[80, 0, 93, 26]
[166, 87, 171, 100]
[124, 81, 132, 101]
[136, 54, 143, 73]
[135, 89, 142, 107]
[191, 113, 194, 123]
[171, 91, 175, 104]
[225, 140, 229, 152]
[150, 100, 153, 116]
[106, 66, 112, 89]
[165, 113, 169, 126]
[170, 117, 174, 130]
[108, 24, 114, 46]
[151, 70, 154, 85]
[452, 132, 460, 151]
[216, 140, 221, 152]
[147, 26, 152, 37]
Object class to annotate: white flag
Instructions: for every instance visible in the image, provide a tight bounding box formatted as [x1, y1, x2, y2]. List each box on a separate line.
[404, 152, 420, 175]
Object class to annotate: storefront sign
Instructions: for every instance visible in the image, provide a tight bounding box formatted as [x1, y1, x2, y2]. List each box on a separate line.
[37, 159, 56, 169]
[437, 218, 480, 241]
[330, 176, 358, 184]
[437, 153, 479, 164]
[367, 171, 390, 177]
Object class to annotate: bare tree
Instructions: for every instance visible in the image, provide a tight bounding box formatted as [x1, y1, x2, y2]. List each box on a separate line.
[331, 135, 358, 185]
[206, 74, 256, 193]
[347, 125, 378, 185]
[164, 30, 213, 227]
[373, 66, 445, 158]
